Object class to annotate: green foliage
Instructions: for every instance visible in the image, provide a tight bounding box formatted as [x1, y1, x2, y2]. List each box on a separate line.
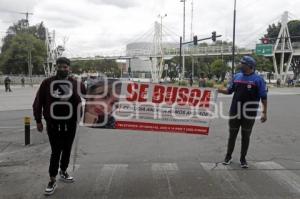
[263, 20, 300, 77]
[264, 20, 300, 43]
[288, 20, 300, 42]
[205, 80, 215, 88]
[210, 59, 230, 81]
[291, 57, 300, 79]
[71, 59, 121, 77]
[161, 61, 178, 81]
[264, 23, 281, 43]
[0, 33, 46, 74]
[178, 80, 188, 86]
[0, 20, 47, 74]
[252, 54, 273, 72]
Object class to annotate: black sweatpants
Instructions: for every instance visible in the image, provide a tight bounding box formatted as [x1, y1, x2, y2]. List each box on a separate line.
[47, 121, 77, 178]
[226, 116, 255, 160]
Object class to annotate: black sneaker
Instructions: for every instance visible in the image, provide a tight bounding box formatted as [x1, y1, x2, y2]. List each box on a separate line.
[240, 159, 249, 169]
[59, 170, 74, 183]
[222, 156, 232, 165]
[45, 180, 57, 195]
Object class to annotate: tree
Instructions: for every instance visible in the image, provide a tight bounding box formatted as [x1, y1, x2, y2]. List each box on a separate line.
[0, 20, 47, 74]
[71, 59, 121, 77]
[210, 59, 230, 81]
[161, 61, 178, 81]
[264, 20, 300, 43]
[291, 57, 300, 79]
[252, 54, 273, 72]
[0, 33, 46, 74]
[264, 20, 300, 78]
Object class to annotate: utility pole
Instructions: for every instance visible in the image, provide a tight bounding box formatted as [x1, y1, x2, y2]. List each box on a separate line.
[190, 0, 194, 79]
[231, 0, 237, 76]
[23, 11, 33, 26]
[190, 0, 194, 41]
[23, 11, 34, 87]
[180, 0, 186, 79]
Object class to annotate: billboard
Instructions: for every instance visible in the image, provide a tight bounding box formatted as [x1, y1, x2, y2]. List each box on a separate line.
[83, 79, 217, 135]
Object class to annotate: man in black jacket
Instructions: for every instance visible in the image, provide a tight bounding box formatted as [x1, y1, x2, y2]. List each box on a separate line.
[33, 57, 86, 195]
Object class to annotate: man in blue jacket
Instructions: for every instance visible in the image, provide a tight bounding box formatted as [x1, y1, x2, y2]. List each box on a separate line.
[218, 56, 268, 168]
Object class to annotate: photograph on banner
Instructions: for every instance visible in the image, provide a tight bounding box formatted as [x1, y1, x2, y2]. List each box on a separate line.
[83, 78, 218, 135]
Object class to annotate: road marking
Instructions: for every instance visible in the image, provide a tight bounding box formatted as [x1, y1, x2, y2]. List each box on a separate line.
[254, 161, 300, 194]
[151, 163, 178, 197]
[201, 162, 255, 197]
[200, 162, 228, 170]
[93, 164, 128, 199]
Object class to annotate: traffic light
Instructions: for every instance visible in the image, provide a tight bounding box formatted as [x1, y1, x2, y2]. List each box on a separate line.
[262, 37, 270, 44]
[212, 31, 216, 42]
[193, 35, 198, 45]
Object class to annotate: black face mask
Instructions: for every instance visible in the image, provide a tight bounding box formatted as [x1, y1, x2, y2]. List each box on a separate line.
[56, 70, 69, 79]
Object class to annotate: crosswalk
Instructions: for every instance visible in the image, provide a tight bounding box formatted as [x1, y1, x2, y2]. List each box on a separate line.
[61, 161, 300, 198]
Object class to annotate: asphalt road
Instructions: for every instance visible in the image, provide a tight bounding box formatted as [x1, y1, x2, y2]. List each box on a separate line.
[0, 87, 300, 199]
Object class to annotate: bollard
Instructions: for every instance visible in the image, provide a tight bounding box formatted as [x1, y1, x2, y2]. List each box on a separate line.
[24, 116, 31, 146]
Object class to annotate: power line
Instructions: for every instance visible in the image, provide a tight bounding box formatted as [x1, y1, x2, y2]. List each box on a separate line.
[238, 14, 282, 45]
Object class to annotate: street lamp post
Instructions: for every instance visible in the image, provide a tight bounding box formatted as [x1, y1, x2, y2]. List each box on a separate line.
[158, 14, 167, 81]
[180, 0, 186, 79]
[158, 14, 167, 50]
[232, 0, 237, 76]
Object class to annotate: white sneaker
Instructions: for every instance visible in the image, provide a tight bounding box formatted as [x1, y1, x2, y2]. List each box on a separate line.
[59, 170, 74, 183]
[45, 180, 57, 195]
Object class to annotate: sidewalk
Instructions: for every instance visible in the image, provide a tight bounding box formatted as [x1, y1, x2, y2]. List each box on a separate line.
[0, 85, 39, 111]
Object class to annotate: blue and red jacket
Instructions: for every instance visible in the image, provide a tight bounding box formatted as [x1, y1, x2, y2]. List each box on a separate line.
[227, 72, 267, 117]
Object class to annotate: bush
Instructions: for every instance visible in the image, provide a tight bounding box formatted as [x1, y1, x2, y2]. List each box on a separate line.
[206, 80, 215, 88]
[178, 80, 188, 86]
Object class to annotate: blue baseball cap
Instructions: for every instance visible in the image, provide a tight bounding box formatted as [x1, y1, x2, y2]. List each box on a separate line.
[240, 56, 256, 68]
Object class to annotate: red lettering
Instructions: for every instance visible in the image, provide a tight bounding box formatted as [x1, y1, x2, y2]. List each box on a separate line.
[152, 85, 165, 103]
[199, 90, 211, 108]
[188, 89, 201, 106]
[138, 84, 149, 102]
[177, 88, 189, 105]
[126, 83, 138, 102]
[165, 87, 178, 105]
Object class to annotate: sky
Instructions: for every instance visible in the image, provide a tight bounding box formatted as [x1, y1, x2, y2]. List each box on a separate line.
[0, 0, 299, 57]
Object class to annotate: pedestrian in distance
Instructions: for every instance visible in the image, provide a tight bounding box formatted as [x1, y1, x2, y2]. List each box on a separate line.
[4, 76, 12, 92]
[218, 56, 268, 169]
[198, 73, 206, 88]
[21, 76, 25, 87]
[276, 78, 281, 87]
[33, 57, 86, 195]
[189, 73, 193, 87]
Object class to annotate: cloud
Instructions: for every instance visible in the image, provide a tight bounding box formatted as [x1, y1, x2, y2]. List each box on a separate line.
[0, 0, 37, 25]
[1, 0, 300, 56]
[88, 0, 140, 8]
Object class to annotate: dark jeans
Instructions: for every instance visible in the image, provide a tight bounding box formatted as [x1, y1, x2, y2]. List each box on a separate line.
[5, 84, 11, 92]
[226, 116, 255, 160]
[47, 121, 77, 178]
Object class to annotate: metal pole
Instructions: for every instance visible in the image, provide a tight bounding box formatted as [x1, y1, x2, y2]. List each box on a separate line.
[190, 0, 194, 41]
[231, 0, 237, 76]
[182, 0, 186, 79]
[192, 54, 194, 79]
[180, 36, 183, 76]
[160, 16, 163, 46]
